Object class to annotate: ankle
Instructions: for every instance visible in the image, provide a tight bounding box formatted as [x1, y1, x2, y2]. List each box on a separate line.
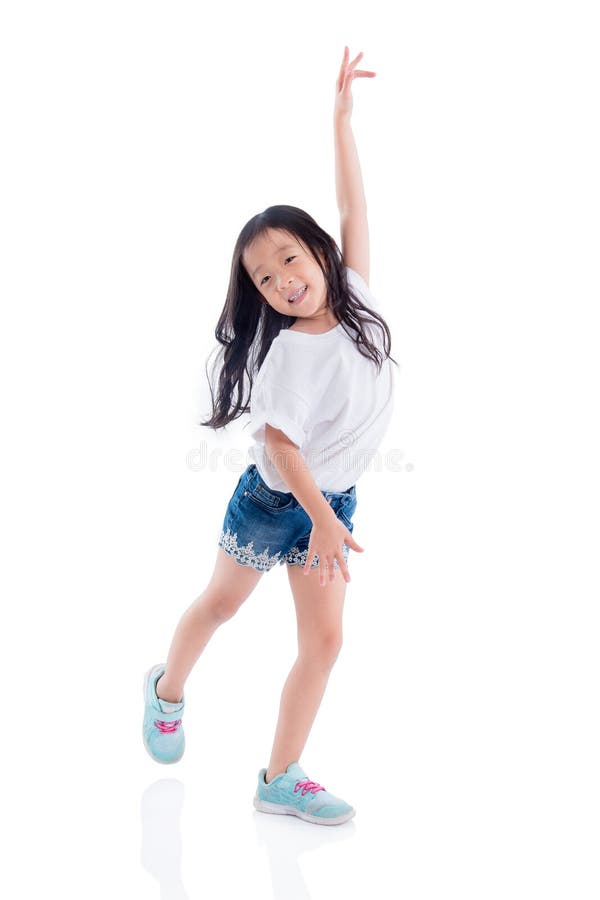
[156, 674, 183, 704]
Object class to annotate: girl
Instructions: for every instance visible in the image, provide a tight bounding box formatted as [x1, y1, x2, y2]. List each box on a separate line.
[143, 47, 399, 826]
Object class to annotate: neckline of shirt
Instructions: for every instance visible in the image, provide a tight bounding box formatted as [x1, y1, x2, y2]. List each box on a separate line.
[278, 323, 344, 341]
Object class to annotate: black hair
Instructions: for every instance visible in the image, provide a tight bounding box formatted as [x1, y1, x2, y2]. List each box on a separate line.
[199, 204, 399, 430]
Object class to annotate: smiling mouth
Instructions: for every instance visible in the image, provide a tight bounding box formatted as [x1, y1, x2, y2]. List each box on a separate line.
[288, 285, 307, 304]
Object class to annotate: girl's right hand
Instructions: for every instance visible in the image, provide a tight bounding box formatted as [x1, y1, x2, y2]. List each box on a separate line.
[303, 508, 364, 586]
[334, 46, 377, 119]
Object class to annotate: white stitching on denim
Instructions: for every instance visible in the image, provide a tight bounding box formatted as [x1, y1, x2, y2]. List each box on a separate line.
[218, 528, 282, 572]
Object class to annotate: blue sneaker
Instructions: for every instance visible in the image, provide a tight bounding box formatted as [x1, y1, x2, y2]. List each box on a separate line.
[142, 664, 185, 764]
[253, 762, 355, 825]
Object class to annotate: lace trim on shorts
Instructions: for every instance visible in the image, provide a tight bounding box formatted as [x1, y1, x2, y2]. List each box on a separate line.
[218, 527, 282, 572]
[283, 545, 350, 569]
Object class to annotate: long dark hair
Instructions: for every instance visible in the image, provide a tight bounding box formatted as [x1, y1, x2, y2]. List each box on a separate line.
[199, 204, 399, 430]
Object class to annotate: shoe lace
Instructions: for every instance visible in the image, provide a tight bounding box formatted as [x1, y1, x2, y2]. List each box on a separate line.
[154, 719, 182, 734]
[294, 778, 325, 796]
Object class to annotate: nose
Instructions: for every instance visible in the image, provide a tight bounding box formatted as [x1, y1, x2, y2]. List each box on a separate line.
[277, 274, 293, 292]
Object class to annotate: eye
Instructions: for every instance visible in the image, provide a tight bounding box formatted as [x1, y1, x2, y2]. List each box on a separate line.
[260, 256, 296, 286]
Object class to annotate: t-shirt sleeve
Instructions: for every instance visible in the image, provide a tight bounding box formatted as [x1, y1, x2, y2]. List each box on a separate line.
[248, 378, 311, 450]
[346, 265, 380, 311]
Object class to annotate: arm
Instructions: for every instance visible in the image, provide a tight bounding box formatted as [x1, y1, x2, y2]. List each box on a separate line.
[334, 47, 376, 285]
[336, 119, 371, 287]
[265, 424, 364, 584]
[265, 425, 335, 525]
[334, 114, 367, 218]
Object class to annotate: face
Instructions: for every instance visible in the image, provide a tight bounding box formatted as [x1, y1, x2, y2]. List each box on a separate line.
[242, 228, 337, 328]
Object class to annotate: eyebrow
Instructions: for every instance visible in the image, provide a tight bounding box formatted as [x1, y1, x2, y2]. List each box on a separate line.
[251, 245, 298, 280]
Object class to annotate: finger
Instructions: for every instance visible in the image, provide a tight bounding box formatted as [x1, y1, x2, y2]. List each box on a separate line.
[348, 535, 364, 552]
[327, 556, 336, 582]
[337, 46, 349, 84]
[322, 558, 334, 586]
[328, 557, 336, 581]
[342, 70, 376, 93]
[337, 553, 351, 583]
[340, 47, 365, 86]
[319, 559, 327, 586]
[304, 550, 314, 575]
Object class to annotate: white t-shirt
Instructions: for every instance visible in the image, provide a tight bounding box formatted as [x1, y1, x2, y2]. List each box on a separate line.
[246, 266, 396, 492]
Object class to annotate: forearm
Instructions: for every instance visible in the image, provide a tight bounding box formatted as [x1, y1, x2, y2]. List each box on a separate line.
[334, 113, 367, 215]
[266, 441, 335, 525]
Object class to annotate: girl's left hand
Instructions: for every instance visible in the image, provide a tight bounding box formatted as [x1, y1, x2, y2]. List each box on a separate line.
[334, 46, 376, 119]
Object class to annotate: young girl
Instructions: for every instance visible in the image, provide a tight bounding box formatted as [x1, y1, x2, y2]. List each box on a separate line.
[143, 47, 399, 826]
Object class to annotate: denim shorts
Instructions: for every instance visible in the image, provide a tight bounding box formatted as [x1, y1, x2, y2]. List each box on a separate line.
[217, 464, 358, 574]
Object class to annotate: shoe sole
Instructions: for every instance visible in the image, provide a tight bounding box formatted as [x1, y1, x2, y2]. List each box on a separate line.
[142, 665, 185, 765]
[253, 795, 355, 825]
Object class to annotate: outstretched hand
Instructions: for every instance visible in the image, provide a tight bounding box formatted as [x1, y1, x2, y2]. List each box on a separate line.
[334, 46, 376, 119]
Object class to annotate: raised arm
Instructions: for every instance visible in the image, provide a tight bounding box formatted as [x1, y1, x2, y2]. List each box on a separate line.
[334, 47, 376, 286]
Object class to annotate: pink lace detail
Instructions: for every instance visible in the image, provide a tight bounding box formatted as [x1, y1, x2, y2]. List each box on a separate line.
[154, 719, 182, 734]
[294, 779, 326, 796]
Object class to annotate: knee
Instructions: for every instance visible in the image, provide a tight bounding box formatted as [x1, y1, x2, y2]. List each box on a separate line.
[300, 633, 343, 667]
[203, 592, 243, 623]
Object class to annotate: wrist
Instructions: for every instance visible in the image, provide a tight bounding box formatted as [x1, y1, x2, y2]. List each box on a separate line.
[311, 502, 337, 527]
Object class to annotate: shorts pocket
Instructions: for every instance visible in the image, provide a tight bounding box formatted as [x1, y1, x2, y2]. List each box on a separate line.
[338, 494, 357, 530]
[243, 483, 295, 513]
[339, 510, 354, 530]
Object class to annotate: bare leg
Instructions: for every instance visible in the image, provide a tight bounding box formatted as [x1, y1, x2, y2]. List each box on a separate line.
[265, 654, 337, 783]
[156, 592, 223, 702]
[156, 547, 264, 703]
[264, 562, 347, 783]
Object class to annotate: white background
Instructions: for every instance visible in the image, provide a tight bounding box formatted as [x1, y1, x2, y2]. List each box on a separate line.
[1, 1, 599, 897]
